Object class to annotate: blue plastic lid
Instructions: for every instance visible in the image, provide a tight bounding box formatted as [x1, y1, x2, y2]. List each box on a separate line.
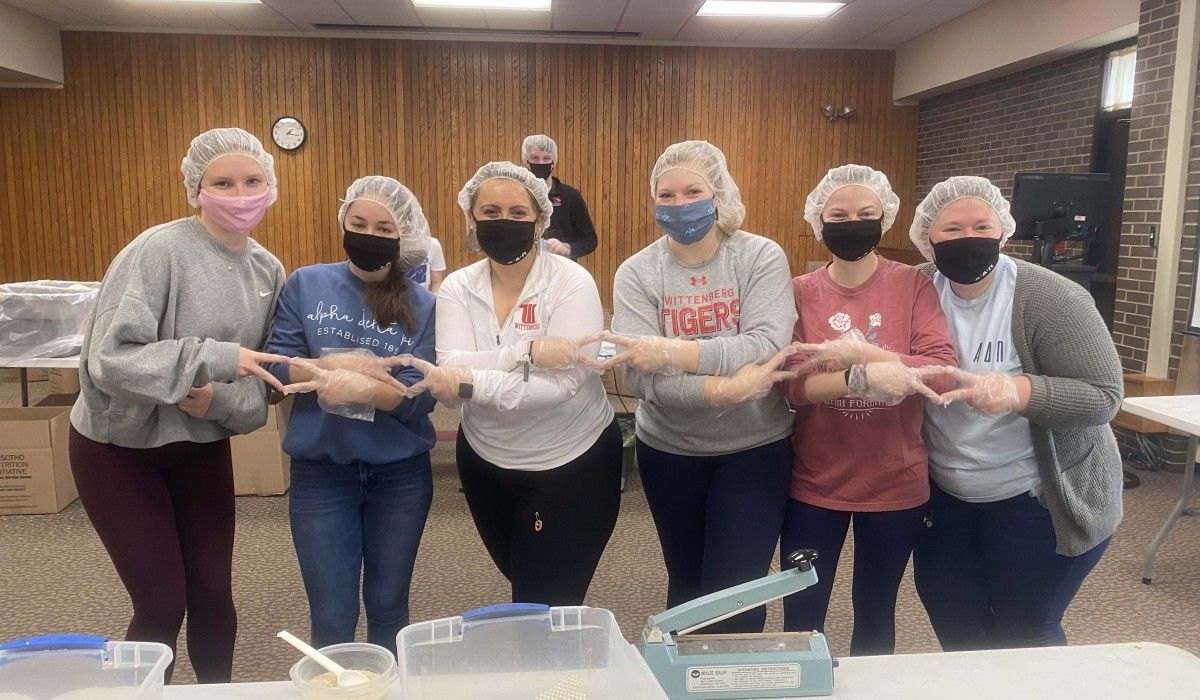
[462, 603, 550, 622]
[0, 635, 108, 654]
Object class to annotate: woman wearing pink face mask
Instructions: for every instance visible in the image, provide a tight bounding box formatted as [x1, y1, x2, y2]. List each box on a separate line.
[68, 127, 289, 683]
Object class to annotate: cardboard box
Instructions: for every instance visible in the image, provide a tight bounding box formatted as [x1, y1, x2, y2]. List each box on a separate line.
[0, 407, 77, 515]
[230, 396, 292, 496]
[48, 368, 80, 394]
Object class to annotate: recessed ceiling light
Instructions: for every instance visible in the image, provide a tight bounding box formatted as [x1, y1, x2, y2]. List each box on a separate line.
[697, 1, 844, 18]
[412, 0, 552, 10]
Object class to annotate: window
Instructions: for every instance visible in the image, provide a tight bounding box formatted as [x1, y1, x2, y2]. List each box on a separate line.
[1101, 46, 1136, 111]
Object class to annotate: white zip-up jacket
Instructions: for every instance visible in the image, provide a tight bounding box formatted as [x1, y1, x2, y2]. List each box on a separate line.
[436, 251, 613, 471]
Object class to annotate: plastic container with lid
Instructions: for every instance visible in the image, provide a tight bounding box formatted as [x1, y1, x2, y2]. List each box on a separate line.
[0, 634, 172, 699]
[397, 604, 667, 699]
[0, 281, 100, 362]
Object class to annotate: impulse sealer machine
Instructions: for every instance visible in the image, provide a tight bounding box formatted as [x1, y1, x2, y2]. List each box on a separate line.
[637, 549, 835, 699]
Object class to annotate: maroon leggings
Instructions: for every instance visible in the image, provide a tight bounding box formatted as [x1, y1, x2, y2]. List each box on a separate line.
[68, 427, 237, 683]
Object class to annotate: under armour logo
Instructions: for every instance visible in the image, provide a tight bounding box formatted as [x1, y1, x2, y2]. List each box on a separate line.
[690, 275, 708, 286]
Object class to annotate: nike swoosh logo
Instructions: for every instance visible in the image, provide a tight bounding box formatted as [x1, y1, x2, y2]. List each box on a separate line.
[259, 291, 272, 297]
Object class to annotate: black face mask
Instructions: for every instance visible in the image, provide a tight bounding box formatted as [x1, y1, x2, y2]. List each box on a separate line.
[343, 230, 399, 272]
[821, 218, 883, 261]
[528, 162, 553, 179]
[475, 218, 537, 265]
[932, 237, 1001, 284]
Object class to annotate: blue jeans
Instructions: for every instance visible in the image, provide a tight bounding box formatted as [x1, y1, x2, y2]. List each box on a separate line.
[636, 437, 792, 634]
[289, 455, 433, 655]
[913, 481, 1109, 650]
[780, 499, 927, 655]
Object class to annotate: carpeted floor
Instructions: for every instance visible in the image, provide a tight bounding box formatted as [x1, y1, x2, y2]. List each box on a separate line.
[1, 371, 1198, 685]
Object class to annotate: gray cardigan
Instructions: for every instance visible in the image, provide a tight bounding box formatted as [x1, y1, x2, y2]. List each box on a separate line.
[920, 259, 1124, 556]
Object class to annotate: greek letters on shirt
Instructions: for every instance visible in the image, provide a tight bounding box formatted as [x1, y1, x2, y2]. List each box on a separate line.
[305, 300, 416, 354]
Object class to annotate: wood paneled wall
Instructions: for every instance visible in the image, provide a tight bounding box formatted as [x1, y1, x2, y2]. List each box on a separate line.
[0, 32, 917, 306]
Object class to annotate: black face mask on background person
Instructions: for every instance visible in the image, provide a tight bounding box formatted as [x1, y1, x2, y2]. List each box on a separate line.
[475, 218, 537, 265]
[821, 218, 883, 262]
[932, 236, 1002, 284]
[528, 162, 553, 179]
[343, 230, 399, 272]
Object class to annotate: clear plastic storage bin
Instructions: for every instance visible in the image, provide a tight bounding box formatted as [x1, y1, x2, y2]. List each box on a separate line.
[0, 281, 99, 362]
[397, 604, 667, 700]
[0, 635, 172, 699]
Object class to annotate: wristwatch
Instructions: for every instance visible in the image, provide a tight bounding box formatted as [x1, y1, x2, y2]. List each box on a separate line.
[457, 381, 473, 400]
[846, 364, 868, 397]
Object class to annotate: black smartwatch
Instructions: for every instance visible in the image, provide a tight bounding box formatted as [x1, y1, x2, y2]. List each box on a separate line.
[457, 381, 473, 400]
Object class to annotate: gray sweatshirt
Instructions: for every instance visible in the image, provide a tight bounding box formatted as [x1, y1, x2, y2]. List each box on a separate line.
[612, 231, 796, 456]
[919, 260, 1124, 556]
[70, 217, 285, 448]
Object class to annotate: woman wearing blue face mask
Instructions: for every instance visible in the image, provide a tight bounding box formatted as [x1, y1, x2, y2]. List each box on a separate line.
[603, 140, 798, 633]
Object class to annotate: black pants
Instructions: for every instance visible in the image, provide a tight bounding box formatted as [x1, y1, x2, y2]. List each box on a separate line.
[69, 428, 236, 684]
[636, 437, 792, 633]
[779, 498, 928, 655]
[456, 419, 622, 606]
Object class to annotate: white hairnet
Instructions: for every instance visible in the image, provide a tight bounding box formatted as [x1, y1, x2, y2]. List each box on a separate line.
[180, 127, 278, 207]
[338, 175, 431, 271]
[909, 176, 1016, 260]
[522, 134, 558, 162]
[650, 140, 745, 233]
[804, 164, 901, 241]
[457, 161, 553, 250]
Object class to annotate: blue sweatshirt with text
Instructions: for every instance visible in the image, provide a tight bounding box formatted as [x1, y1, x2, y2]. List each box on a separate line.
[266, 262, 436, 466]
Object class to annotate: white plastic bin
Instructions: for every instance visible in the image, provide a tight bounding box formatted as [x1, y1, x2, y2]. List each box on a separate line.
[0, 635, 173, 699]
[0, 281, 99, 362]
[397, 604, 667, 699]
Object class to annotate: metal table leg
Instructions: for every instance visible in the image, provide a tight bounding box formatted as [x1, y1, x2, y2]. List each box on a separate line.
[19, 367, 29, 407]
[1143, 434, 1200, 583]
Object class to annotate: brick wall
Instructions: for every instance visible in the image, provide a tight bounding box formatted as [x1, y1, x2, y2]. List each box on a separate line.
[916, 51, 1104, 209]
[1115, 0, 1179, 374]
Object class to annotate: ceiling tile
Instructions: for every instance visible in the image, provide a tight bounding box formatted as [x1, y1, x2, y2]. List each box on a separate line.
[485, 10, 554, 31]
[262, 0, 353, 25]
[335, 0, 422, 26]
[413, 7, 490, 29]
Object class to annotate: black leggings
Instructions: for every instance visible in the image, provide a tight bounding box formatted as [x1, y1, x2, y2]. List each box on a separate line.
[68, 427, 237, 683]
[456, 419, 622, 606]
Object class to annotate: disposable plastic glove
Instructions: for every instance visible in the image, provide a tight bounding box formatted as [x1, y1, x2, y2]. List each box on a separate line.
[284, 358, 383, 421]
[589, 331, 689, 375]
[706, 345, 799, 407]
[925, 367, 1021, 416]
[530, 332, 605, 370]
[790, 329, 895, 373]
[392, 356, 474, 403]
[845, 361, 946, 407]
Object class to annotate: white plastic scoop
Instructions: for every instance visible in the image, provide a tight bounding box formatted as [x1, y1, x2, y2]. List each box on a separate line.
[277, 630, 370, 688]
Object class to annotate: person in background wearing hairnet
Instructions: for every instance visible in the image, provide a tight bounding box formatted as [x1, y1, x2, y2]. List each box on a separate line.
[262, 176, 437, 655]
[779, 165, 957, 655]
[908, 176, 1123, 650]
[600, 140, 798, 633]
[67, 127, 289, 683]
[523, 134, 598, 260]
[398, 161, 620, 606]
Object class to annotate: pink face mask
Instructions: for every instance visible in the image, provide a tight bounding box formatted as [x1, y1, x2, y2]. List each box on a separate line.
[197, 188, 272, 234]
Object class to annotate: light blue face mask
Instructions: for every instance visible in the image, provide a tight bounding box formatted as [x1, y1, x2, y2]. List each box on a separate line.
[655, 198, 717, 245]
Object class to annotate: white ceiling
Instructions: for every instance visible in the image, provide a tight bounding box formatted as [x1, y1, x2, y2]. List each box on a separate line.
[5, 0, 994, 48]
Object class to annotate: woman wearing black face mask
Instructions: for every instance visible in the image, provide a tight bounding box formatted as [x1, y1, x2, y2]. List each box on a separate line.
[263, 176, 438, 654]
[779, 164, 957, 654]
[908, 176, 1123, 652]
[402, 161, 620, 607]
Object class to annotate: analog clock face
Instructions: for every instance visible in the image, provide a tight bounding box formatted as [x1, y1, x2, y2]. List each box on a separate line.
[272, 117, 305, 151]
